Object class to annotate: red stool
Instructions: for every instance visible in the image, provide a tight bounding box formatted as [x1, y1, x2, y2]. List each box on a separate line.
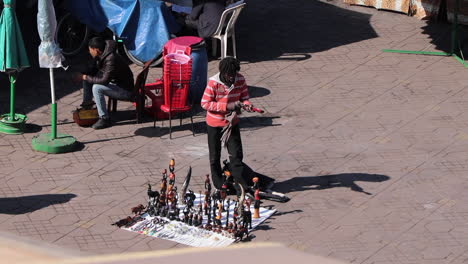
[144, 79, 169, 120]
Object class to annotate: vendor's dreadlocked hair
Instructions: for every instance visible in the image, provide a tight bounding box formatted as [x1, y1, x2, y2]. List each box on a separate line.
[219, 57, 240, 78]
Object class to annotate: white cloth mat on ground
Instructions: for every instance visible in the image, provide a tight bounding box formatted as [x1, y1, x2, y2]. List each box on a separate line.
[122, 193, 276, 247]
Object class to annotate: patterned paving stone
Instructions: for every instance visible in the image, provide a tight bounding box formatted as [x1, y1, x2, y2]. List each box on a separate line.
[0, 0, 467, 263]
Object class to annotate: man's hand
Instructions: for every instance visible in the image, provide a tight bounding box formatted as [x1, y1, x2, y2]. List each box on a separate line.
[226, 101, 242, 111]
[73, 73, 87, 83]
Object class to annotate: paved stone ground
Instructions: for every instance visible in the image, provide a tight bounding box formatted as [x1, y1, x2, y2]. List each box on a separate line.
[0, 0, 467, 263]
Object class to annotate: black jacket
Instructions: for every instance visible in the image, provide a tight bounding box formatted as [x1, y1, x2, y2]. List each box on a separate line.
[189, 0, 225, 39]
[85, 40, 134, 91]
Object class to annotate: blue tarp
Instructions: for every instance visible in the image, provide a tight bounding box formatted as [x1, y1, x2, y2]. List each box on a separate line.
[65, 0, 181, 62]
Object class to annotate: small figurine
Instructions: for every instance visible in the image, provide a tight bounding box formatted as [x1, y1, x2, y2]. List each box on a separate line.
[212, 198, 217, 225]
[215, 200, 223, 226]
[193, 213, 199, 226]
[225, 198, 231, 228]
[185, 189, 196, 210]
[220, 170, 231, 200]
[205, 174, 212, 193]
[252, 177, 261, 219]
[234, 226, 248, 241]
[243, 199, 252, 229]
[207, 207, 212, 225]
[204, 190, 211, 215]
[160, 169, 168, 194]
[233, 201, 239, 220]
[188, 213, 193, 226]
[198, 191, 203, 214]
[167, 186, 178, 209]
[169, 158, 175, 173]
[197, 214, 203, 227]
[131, 204, 145, 216]
[175, 208, 181, 221]
[147, 184, 160, 216]
[168, 172, 176, 191]
[183, 206, 190, 224]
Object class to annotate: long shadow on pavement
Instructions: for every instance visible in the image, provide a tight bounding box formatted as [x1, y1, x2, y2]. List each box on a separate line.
[0, 193, 77, 215]
[273, 173, 390, 195]
[237, 0, 378, 62]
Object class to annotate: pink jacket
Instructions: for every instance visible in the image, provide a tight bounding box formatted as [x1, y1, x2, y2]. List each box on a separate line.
[201, 72, 251, 127]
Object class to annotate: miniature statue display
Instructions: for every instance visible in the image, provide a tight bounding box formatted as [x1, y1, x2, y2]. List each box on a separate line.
[113, 159, 275, 245]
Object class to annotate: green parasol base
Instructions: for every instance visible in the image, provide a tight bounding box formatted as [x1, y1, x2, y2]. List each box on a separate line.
[31, 133, 77, 154]
[0, 113, 27, 134]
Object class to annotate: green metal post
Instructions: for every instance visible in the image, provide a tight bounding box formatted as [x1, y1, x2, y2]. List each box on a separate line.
[51, 103, 57, 139]
[9, 74, 15, 121]
[451, 0, 459, 55]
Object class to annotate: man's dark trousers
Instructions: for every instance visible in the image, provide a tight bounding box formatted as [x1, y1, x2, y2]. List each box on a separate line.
[207, 124, 247, 190]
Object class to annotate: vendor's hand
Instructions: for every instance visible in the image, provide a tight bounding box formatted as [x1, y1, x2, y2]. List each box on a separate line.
[243, 104, 254, 112]
[226, 101, 242, 111]
[73, 72, 85, 83]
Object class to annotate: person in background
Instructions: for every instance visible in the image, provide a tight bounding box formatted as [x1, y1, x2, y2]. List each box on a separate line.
[201, 57, 254, 192]
[75, 37, 134, 129]
[184, 0, 225, 39]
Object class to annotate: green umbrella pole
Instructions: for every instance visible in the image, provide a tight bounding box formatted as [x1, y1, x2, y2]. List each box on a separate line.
[51, 102, 57, 139]
[9, 74, 15, 121]
[382, 49, 450, 56]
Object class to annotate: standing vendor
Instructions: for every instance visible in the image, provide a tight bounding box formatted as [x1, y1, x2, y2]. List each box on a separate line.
[201, 57, 253, 191]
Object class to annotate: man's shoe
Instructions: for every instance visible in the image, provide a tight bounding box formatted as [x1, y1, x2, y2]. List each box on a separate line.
[92, 118, 111, 129]
[80, 101, 95, 110]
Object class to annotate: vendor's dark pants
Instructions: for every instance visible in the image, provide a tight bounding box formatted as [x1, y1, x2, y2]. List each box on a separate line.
[207, 124, 247, 190]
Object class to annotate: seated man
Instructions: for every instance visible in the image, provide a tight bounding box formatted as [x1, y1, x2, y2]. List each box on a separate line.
[183, 0, 225, 39]
[77, 37, 135, 129]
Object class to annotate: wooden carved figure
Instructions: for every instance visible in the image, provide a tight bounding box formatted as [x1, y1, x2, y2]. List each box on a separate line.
[160, 169, 168, 194]
[169, 158, 175, 173]
[252, 177, 261, 219]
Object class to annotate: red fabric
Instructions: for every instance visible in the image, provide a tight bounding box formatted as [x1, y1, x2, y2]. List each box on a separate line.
[163, 36, 204, 56]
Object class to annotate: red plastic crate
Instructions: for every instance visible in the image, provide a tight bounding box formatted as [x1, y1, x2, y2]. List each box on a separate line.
[162, 52, 192, 112]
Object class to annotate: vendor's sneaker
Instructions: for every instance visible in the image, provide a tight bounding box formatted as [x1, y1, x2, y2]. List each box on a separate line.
[92, 117, 111, 129]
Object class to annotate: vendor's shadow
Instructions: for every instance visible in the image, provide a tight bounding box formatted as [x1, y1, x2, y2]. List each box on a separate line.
[240, 115, 281, 132]
[274, 173, 390, 195]
[0, 193, 77, 215]
[248, 86, 271, 99]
